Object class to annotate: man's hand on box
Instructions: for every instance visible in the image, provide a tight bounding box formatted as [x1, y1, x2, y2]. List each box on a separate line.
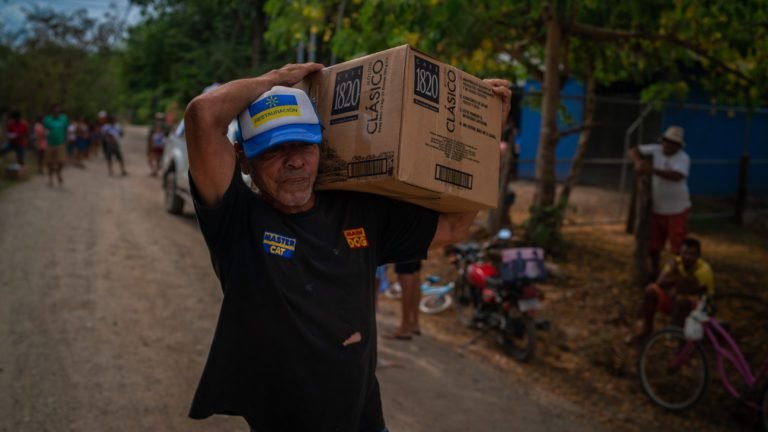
[269, 63, 325, 87]
[484, 78, 512, 130]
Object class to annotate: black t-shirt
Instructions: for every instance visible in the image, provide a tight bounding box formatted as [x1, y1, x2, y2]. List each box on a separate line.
[188, 169, 438, 431]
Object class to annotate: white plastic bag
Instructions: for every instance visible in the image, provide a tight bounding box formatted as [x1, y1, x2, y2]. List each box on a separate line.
[684, 302, 709, 341]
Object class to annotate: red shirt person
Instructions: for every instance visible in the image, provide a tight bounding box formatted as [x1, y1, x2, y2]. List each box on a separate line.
[4, 111, 29, 165]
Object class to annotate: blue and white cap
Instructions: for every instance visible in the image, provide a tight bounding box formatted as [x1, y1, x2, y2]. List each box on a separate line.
[237, 86, 322, 160]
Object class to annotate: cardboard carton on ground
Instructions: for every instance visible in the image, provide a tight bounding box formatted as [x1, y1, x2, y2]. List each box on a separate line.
[301, 45, 502, 213]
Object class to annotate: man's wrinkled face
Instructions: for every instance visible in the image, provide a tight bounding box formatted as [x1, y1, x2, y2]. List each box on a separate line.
[680, 244, 699, 269]
[661, 138, 681, 155]
[247, 142, 320, 213]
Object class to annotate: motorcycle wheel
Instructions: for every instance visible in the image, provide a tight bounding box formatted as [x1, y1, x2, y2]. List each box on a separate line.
[498, 315, 536, 362]
[383, 282, 402, 299]
[453, 276, 476, 327]
[419, 294, 453, 314]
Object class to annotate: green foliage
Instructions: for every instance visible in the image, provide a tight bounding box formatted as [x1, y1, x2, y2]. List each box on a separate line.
[263, 0, 767, 108]
[524, 203, 569, 255]
[0, 7, 123, 120]
[264, 0, 528, 80]
[121, 0, 286, 123]
[259, 0, 767, 247]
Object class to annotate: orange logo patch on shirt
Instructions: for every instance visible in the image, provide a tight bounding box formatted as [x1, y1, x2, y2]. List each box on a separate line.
[343, 227, 369, 249]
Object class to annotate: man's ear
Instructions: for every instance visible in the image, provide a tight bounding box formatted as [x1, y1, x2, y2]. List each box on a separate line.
[233, 141, 251, 175]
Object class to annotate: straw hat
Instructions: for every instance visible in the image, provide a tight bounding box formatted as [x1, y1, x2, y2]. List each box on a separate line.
[661, 125, 685, 146]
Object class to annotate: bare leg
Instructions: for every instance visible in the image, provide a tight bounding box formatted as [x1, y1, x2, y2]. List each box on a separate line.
[670, 296, 693, 328]
[384, 271, 420, 340]
[628, 284, 659, 345]
[399, 272, 421, 335]
[640, 285, 659, 335]
[38, 150, 45, 174]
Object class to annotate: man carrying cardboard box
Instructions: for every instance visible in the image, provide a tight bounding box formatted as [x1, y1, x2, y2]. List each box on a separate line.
[184, 62, 511, 431]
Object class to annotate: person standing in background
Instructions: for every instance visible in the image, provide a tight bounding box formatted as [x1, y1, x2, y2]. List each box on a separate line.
[66, 119, 78, 166]
[3, 111, 29, 166]
[43, 105, 69, 186]
[74, 116, 91, 165]
[629, 125, 691, 279]
[102, 115, 127, 177]
[33, 116, 48, 174]
[147, 112, 167, 176]
[384, 260, 423, 340]
[90, 110, 108, 158]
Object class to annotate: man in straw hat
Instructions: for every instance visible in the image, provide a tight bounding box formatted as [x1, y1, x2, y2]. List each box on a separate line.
[629, 125, 691, 279]
[183, 62, 512, 431]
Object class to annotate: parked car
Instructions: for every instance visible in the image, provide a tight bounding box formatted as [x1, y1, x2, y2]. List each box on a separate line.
[161, 119, 248, 214]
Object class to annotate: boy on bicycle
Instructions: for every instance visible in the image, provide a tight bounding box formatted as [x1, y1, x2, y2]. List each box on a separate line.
[629, 237, 714, 344]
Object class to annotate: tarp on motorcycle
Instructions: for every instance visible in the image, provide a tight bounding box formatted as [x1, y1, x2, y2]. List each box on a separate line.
[500, 248, 546, 282]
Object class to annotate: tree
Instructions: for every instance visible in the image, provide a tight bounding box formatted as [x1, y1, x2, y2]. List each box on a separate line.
[0, 6, 123, 119]
[123, 0, 284, 121]
[260, 0, 767, 253]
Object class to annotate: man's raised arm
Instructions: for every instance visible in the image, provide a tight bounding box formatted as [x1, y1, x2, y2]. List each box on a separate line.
[184, 63, 324, 206]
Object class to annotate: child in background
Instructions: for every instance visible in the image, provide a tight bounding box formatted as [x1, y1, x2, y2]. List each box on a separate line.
[147, 124, 166, 176]
[34, 116, 48, 174]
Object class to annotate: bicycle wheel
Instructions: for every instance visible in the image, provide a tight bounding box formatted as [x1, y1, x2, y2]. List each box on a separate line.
[419, 294, 453, 314]
[761, 384, 768, 432]
[639, 327, 708, 410]
[498, 315, 536, 362]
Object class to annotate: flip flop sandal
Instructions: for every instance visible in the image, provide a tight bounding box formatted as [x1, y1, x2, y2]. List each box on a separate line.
[382, 331, 412, 341]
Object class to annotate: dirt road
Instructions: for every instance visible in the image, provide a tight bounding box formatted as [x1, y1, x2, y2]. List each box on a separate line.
[0, 125, 603, 431]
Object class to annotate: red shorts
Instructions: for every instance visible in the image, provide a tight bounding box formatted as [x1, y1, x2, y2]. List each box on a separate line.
[650, 209, 689, 254]
[650, 283, 673, 315]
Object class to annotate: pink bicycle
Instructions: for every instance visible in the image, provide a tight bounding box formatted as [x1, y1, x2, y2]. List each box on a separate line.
[638, 295, 768, 430]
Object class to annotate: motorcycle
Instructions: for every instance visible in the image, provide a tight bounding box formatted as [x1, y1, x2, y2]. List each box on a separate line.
[451, 230, 549, 362]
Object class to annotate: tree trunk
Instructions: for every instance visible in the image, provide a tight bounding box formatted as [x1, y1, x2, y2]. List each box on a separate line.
[329, 0, 347, 65]
[488, 139, 513, 233]
[251, 0, 265, 70]
[534, 9, 563, 207]
[632, 174, 652, 285]
[557, 64, 595, 210]
[625, 180, 637, 233]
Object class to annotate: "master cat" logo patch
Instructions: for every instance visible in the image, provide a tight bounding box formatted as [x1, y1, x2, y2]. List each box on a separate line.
[262, 231, 296, 258]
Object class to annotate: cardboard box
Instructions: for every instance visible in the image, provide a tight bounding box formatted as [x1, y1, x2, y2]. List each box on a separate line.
[301, 45, 502, 213]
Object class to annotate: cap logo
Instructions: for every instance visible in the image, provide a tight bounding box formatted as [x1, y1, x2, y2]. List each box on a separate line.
[249, 94, 301, 129]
